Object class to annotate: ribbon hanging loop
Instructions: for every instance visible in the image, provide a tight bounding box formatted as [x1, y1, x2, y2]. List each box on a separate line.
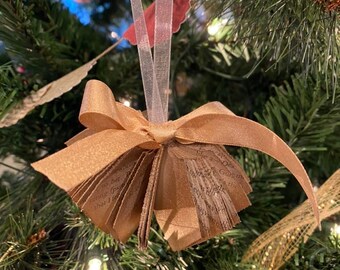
[130, 0, 173, 123]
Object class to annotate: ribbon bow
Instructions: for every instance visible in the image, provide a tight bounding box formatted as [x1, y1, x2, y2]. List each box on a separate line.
[32, 80, 319, 251]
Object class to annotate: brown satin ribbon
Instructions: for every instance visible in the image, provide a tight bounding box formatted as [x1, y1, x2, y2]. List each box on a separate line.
[32, 80, 319, 251]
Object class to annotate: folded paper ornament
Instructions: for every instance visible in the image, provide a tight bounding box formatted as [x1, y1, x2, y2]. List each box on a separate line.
[32, 80, 319, 251]
[32, 0, 319, 252]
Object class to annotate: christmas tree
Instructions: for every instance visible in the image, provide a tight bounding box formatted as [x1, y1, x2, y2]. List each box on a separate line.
[0, 0, 339, 269]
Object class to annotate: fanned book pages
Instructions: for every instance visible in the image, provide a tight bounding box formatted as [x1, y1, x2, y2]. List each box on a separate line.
[154, 142, 252, 250]
[62, 140, 252, 251]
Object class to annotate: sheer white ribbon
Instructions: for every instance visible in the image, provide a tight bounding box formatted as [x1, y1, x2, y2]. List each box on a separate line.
[130, 0, 173, 123]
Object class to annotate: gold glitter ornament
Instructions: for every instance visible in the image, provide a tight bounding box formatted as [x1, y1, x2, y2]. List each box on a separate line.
[242, 169, 340, 270]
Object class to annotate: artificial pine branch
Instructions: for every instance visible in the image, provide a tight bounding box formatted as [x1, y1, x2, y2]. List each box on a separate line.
[0, 0, 109, 75]
[202, 0, 339, 98]
[0, 0, 110, 123]
[0, 1, 339, 269]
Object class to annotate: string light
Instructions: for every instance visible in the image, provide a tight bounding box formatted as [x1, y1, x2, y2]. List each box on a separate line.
[207, 19, 228, 36]
[110, 31, 119, 39]
[88, 257, 102, 270]
[123, 100, 131, 107]
[330, 223, 340, 248]
[331, 224, 340, 236]
[207, 10, 234, 37]
[119, 97, 132, 107]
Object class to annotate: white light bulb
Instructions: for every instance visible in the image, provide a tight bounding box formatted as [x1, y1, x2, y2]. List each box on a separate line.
[207, 18, 229, 36]
[123, 100, 131, 107]
[88, 257, 102, 270]
[207, 23, 222, 36]
[110, 31, 119, 39]
[332, 224, 340, 236]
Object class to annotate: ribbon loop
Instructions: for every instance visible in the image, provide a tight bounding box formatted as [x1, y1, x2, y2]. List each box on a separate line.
[153, 0, 173, 121]
[79, 80, 148, 132]
[79, 80, 124, 130]
[130, 0, 173, 123]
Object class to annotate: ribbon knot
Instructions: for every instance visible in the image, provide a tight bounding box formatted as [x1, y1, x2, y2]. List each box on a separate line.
[147, 122, 176, 144]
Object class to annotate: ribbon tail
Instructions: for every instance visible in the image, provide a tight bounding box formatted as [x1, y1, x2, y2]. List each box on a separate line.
[176, 114, 320, 225]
